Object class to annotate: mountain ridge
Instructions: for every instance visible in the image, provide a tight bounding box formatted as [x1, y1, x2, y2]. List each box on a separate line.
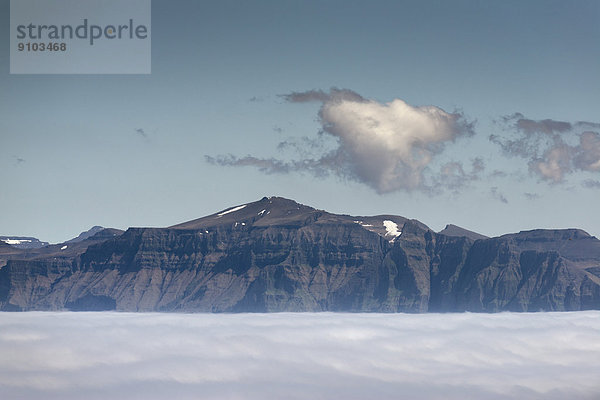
[0, 236, 49, 249]
[1, 197, 598, 312]
[439, 224, 489, 241]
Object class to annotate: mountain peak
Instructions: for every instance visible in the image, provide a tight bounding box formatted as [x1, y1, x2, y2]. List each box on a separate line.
[169, 196, 420, 244]
[170, 196, 318, 230]
[65, 226, 106, 244]
[439, 224, 488, 241]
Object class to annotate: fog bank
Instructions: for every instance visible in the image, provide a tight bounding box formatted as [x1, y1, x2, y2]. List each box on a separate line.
[1, 311, 599, 399]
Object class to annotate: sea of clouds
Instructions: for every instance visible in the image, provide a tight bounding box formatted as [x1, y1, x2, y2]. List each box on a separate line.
[1, 311, 599, 399]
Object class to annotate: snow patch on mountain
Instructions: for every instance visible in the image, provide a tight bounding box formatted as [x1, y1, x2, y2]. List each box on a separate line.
[2, 239, 32, 245]
[383, 220, 401, 242]
[217, 204, 247, 217]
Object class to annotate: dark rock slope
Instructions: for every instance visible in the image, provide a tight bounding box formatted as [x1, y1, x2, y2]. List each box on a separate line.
[439, 224, 489, 241]
[1, 197, 599, 312]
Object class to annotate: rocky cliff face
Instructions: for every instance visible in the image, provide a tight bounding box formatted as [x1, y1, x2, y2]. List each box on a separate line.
[1, 197, 599, 312]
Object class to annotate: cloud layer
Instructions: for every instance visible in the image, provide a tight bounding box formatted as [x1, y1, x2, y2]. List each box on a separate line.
[1, 311, 599, 400]
[491, 113, 600, 183]
[209, 88, 475, 193]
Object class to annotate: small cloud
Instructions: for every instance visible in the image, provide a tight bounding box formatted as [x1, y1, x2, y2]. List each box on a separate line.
[431, 158, 485, 194]
[528, 141, 573, 183]
[280, 88, 366, 103]
[491, 113, 600, 184]
[490, 170, 508, 178]
[575, 121, 600, 129]
[573, 131, 600, 172]
[12, 156, 26, 165]
[582, 179, 600, 189]
[206, 154, 333, 179]
[135, 128, 148, 138]
[206, 155, 290, 174]
[510, 113, 572, 135]
[471, 157, 485, 174]
[490, 187, 508, 203]
[276, 136, 325, 157]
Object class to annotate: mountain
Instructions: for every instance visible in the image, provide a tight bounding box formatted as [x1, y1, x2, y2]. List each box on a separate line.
[0, 197, 599, 312]
[65, 226, 106, 244]
[170, 196, 419, 241]
[438, 224, 488, 241]
[0, 236, 49, 249]
[498, 229, 600, 266]
[0, 228, 123, 269]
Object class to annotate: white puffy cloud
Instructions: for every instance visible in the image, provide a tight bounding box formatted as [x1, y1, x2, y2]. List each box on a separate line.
[317, 94, 473, 192]
[209, 89, 475, 194]
[1, 311, 599, 400]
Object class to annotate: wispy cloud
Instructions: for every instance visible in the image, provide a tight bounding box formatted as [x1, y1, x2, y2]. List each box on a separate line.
[1, 312, 599, 400]
[491, 114, 600, 183]
[276, 136, 327, 158]
[280, 88, 366, 103]
[431, 158, 485, 194]
[524, 192, 540, 200]
[210, 88, 475, 194]
[206, 155, 293, 174]
[528, 141, 574, 183]
[12, 156, 25, 165]
[134, 128, 148, 139]
[490, 170, 508, 178]
[574, 131, 600, 172]
[500, 112, 572, 135]
[491, 186, 509, 203]
[583, 179, 600, 189]
[205, 154, 333, 178]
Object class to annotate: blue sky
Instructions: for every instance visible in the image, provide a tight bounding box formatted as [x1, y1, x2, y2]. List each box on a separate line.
[1, 0, 599, 243]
